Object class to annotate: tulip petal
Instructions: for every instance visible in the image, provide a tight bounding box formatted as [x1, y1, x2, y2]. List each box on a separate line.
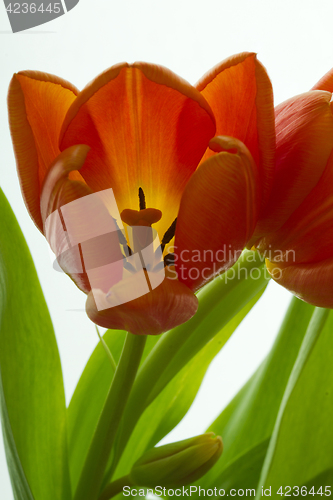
[266, 258, 333, 308]
[40, 144, 92, 222]
[174, 136, 260, 292]
[312, 67, 333, 92]
[8, 71, 79, 230]
[257, 147, 333, 266]
[41, 146, 124, 294]
[60, 62, 216, 238]
[196, 52, 275, 210]
[253, 91, 333, 241]
[85, 268, 198, 335]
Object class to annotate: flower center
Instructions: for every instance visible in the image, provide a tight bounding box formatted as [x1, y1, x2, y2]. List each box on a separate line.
[120, 188, 177, 266]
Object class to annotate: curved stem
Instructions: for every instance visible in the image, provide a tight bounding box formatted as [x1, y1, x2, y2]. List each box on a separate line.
[95, 326, 117, 372]
[98, 475, 133, 500]
[73, 333, 147, 500]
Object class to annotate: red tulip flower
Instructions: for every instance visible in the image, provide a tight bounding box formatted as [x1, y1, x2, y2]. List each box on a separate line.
[8, 53, 275, 334]
[251, 68, 333, 307]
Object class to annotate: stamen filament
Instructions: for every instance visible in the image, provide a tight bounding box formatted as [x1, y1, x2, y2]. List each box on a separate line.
[161, 217, 177, 253]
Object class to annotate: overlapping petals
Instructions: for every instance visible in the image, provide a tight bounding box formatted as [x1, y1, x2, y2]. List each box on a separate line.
[8, 71, 80, 231]
[40, 145, 124, 294]
[175, 136, 260, 291]
[8, 54, 275, 334]
[252, 67, 333, 307]
[196, 52, 275, 212]
[86, 267, 198, 336]
[173, 52, 275, 291]
[59, 62, 216, 239]
[253, 91, 333, 242]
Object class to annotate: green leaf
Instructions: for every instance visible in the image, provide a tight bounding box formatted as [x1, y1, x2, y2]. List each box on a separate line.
[0, 189, 71, 500]
[0, 375, 34, 500]
[210, 440, 269, 492]
[138, 251, 270, 407]
[110, 288, 266, 483]
[197, 297, 315, 492]
[257, 307, 333, 492]
[67, 330, 159, 492]
[302, 469, 333, 489]
[106, 251, 270, 485]
[68, 251, 268, 494]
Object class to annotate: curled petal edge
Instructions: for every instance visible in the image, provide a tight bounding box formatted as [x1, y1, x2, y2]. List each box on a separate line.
[175, 136, 260, 292]
[40, 144, 91, 225]
[8, 71, 78, 231]
[266, 258, 333, 308]
[86, 269, 198, 336]
[40, 145, 124, 295]
[196, 52, 275, 211]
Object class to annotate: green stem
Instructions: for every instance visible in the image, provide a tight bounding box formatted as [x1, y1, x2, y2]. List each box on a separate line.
[98, 475, 133, 500]
[102, 250, 270, 486]
[73, 333, 147, 500]
[95, 326, 117, 372]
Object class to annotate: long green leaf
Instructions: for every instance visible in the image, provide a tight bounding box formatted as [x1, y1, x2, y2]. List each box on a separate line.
[0, 189, 71, 500]
[0, 374, 34, 500]
[106, 251, 270, 485]
[68, 285, 266, 494]
[111, 289, 266, 483]
[209, 440, 269, 492]
[257, 307, 333, 493]
[196, 297, 315, 493]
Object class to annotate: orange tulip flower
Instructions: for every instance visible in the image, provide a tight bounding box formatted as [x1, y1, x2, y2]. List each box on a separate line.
[8, 53, 275, 334]
[251, 68, 333, 307]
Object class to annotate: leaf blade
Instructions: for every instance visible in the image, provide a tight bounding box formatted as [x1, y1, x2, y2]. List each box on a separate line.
[257, 307, 333, 492]
[197, 297, 315, 492]
[111, 289, 266, 481]
[0, 189, 71, 500]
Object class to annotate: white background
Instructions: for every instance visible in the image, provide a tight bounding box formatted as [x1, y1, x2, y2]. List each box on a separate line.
[0, 0, 332, 497]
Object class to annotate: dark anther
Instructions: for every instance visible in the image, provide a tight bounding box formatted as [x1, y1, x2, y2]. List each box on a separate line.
[164, 253, 175, 267]
[161, 218, 177, 253]
[139, 187, 146, 210]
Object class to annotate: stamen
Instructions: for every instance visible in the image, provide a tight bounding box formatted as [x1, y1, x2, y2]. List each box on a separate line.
[164, 253, 175, 267]
[161, 218, 177, 253]
[113, 217, 132, 256]
[139, 187, 146, 210]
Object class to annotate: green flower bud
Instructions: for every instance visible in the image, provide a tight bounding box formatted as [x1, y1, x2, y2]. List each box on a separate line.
[129, 432, 223, 488]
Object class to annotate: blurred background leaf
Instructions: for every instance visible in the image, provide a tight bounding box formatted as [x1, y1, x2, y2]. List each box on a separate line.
[112, 289, 265, 482]
[257, 307, 333, 493]
[192, 297, 315, 494]
[0, 189, 71, 500]
[103, 253, 270, 489]
[68, 287, 266, 493]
